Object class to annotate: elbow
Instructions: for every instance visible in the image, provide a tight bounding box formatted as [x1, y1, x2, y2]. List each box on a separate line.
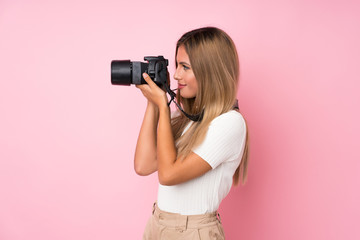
[159, 176, 171, 186]
[134, 157, 157, 176]
[158, 171, 176, 186]
[134, 166, 148, 176]
[134, 162, 151, 176]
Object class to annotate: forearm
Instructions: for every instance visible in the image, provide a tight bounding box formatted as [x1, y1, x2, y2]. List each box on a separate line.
[134, 102, 159, 175]
[157, 105, 177, 183]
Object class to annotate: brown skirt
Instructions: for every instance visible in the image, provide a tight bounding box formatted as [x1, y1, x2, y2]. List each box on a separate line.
[143, 202, 225, 240]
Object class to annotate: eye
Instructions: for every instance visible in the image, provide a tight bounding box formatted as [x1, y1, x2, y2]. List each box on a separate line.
[182, 64, 190, 70]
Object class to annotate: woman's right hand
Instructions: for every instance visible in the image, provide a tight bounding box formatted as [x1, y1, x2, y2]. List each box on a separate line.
[136, 73, 169, 110]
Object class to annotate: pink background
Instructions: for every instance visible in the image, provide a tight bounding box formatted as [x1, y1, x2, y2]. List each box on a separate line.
[1, 0, 359, 239]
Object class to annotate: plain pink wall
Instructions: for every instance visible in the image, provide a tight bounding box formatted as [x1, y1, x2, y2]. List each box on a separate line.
[1, 0, 359, 239]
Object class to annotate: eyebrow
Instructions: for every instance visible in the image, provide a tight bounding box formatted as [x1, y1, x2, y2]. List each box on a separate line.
[179, 61, 191, 66]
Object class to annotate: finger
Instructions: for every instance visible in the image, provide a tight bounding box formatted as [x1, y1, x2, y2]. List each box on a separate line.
[136, 84, 143, 89]
[142, 73, 157, 87]
[136, 84, 150, 92]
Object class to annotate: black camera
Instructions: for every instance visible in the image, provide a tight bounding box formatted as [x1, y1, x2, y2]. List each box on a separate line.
[111, 55, 204, 121]
[111, 56, 169, 87]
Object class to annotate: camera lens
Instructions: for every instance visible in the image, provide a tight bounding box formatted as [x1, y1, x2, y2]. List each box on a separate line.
[111, 56, 168, 86]
[111, 60, 132, 85]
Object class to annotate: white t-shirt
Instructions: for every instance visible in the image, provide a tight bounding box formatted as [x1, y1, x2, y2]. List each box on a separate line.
[157, 110, 247, 215]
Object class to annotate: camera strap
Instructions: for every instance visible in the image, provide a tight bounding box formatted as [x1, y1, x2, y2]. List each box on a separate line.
[164, 85, 239, 122]
[164, 85, 204, 122]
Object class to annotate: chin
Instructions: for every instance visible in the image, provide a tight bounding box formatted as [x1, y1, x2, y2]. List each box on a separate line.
[180, 93, 196, 99]
[179, 89, 196, 99]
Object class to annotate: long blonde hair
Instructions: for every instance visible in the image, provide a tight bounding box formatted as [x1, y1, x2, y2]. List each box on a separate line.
[171, 27, 249, 185]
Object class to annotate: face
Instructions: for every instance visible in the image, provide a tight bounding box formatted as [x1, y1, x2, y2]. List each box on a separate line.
[174, 45, 198, 98]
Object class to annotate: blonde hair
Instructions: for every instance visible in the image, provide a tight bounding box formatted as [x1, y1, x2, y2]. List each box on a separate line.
[171, 27, 249, 185]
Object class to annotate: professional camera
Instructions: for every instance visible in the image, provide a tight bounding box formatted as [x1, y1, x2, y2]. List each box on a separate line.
[110, 55, 204, 121]
[111, 56, 169, 87]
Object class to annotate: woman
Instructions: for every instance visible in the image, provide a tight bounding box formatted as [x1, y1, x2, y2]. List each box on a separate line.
[135, 27, 249, 240]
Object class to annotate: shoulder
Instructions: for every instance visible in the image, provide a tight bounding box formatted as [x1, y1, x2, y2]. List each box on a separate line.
[212, 110, 245, 122]
[193, 110, 246, 169]
[209, 110, 246, 133]
[204, 110, 247, 146]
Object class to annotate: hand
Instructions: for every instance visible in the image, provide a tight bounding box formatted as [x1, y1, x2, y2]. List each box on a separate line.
[136, 73, 168, 108]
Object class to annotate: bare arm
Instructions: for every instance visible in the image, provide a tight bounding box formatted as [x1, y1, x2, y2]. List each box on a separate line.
[157, 105, 211, 185]
[134, 101, 159, 176]
[137, 73, 212, 185]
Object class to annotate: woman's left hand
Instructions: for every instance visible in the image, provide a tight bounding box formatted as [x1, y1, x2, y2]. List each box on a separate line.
[136, 73, 168, 108]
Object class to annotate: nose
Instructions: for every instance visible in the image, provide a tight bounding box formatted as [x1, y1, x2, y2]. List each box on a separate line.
[173, 66, 181, 81]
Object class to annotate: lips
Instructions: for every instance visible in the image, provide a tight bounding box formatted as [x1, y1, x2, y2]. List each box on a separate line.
[178, 83, 186, 89]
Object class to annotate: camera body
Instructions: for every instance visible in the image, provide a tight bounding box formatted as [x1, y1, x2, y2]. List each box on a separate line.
[111, 56, 168, 87]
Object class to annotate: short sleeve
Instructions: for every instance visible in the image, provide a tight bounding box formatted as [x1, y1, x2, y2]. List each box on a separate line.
[193, 111, 246, 169]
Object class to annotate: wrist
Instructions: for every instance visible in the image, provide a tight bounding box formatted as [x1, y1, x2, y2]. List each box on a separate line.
[146, 101, 159, 115]
[158, 104, 170, 115]
[147, 101, 158, 109]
